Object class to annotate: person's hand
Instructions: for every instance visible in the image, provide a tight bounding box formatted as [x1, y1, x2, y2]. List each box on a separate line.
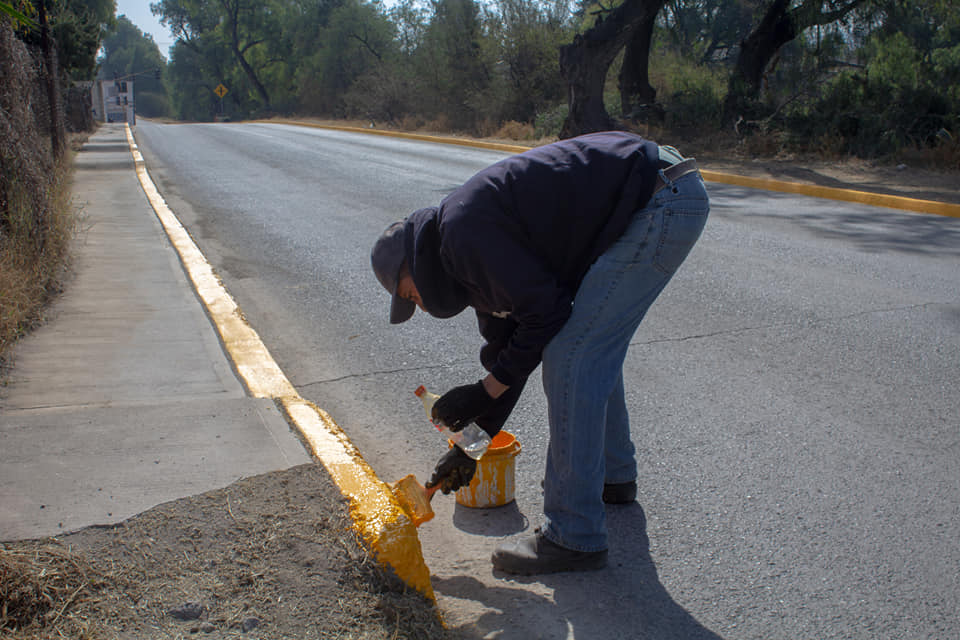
[425, 446, 477, 494]
[432, 381, 494, 431]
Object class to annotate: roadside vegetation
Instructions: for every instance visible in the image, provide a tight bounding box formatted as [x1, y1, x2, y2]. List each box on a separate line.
[1, 2, 106, 372]
[101, 0, 959, 164]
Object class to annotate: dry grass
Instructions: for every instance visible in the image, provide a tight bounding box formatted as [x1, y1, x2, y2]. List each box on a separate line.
[0, 147, 80, 373]
[0, 466, 450, 640]
[0, 21, 86, 376]
[0, 541, 118, 639]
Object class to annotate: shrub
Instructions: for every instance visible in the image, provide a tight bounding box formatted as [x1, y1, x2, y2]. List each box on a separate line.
[534, 103, 567, 138]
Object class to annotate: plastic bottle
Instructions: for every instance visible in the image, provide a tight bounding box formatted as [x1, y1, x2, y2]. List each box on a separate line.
[414, 385, 491, 460]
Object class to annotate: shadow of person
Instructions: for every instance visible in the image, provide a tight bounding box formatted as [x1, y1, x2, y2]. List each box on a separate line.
[452, 500, 528, 536]
[434, 503, 725, 640]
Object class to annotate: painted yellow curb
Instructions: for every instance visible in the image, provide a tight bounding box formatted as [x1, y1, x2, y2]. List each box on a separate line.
[123, 124, 435, 601]
[699, 169, 960, 219]
[271, 120, 960, 219]
[265, 118, 532, 154]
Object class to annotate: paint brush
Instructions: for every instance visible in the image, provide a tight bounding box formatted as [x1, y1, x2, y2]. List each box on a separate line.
[392, 474, 439, 527]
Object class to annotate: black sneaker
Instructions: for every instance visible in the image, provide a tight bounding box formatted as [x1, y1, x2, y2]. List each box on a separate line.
[491, 529, 607, 575]
[602, 481, 637, 504]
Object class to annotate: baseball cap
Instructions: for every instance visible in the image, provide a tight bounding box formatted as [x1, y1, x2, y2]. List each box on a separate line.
[371, 220, 416, 324]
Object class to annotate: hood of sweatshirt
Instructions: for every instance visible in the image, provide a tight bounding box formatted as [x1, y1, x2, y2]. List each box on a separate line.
[403, 207, 470, 320]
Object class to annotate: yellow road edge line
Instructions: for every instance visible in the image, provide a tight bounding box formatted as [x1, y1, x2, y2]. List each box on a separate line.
[123, 124, 435, 601]
[268, 120, 960, 219]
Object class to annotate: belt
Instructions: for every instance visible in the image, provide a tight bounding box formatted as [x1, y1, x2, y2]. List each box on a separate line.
[654, 158, 699, 194]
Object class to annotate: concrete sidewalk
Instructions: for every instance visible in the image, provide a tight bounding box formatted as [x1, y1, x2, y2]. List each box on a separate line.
[0, 124, 310, 541]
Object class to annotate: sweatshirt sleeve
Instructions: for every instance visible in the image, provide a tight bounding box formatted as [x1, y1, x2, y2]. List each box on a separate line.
[444, 221, 573, 387]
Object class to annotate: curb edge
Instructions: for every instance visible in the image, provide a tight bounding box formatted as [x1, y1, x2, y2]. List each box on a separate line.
[122, 124, 435, 601]
[268, 119, 960, 219]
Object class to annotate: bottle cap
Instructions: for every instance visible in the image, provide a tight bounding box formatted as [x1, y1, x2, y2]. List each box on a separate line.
[414, 385, 426, 397]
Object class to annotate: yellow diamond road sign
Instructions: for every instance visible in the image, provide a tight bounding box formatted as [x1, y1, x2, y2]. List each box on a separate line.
[214, 83, 228, 98]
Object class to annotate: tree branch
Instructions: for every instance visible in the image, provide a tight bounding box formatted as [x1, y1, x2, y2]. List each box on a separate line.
[240, 38, 265, 55]
[349, 32, 383, 62]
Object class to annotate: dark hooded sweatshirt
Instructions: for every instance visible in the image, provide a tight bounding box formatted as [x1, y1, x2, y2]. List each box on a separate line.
[402, 131, 662, 389]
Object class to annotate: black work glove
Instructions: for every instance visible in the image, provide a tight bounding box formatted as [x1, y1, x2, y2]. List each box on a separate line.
[425, 446, 477, 494]
[432, 381, 495, 431]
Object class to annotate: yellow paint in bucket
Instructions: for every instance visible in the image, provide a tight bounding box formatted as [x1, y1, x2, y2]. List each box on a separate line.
[456, 431, 521, 508]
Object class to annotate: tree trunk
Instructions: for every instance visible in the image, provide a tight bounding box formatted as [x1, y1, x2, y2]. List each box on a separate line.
[38, 0, 64, 163]
[224, 0, 271, 111]
[559, 0, 664, 138]
[618, 2, 664, 122]
[723, 0, 865, 124]
[232, 42, 271, 110]
[723, 0, 794, 122]
[559, 34, 620, 138]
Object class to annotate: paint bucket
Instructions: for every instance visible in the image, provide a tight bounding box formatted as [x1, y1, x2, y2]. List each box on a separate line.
[456, 430, 521, 508]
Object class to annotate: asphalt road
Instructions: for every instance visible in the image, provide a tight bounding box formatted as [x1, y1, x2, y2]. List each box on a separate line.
[134, 120, 960, 640]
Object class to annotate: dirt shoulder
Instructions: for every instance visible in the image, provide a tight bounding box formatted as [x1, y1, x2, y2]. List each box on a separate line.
[0, 464, 452, 640]
[694, 151, 960, 206]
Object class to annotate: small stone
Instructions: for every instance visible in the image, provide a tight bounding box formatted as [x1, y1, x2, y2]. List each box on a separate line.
[241, 617, 261, 632]
[200, 621, 216, 633]
[169, 601, 204, 621]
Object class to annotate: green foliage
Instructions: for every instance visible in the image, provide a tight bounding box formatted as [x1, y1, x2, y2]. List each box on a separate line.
[99, 15, 169, 117]
[647, 44, 725, 129]
[146, 0, 958, 160]
[534, 102, 568, 138]
[661, 0, 753, 64]
[779, 0, 959, 157]
[486, 0, 571, 124]
[0, 0, 37, 28]
[415, 0, 491, 130]
[11, 0, 116, 79]
[53, 0, 117, 79]
[297, 0, 397, 115]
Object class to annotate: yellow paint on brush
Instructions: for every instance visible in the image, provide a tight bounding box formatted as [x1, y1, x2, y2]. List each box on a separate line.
[124, 124, 435, 601]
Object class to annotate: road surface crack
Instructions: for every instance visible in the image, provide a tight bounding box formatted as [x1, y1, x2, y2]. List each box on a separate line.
[296, 359, 473, 389]
[631, 301, 949, 346]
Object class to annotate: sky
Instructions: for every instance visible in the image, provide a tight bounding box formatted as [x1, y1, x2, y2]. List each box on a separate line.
[115, 0, 174, 59]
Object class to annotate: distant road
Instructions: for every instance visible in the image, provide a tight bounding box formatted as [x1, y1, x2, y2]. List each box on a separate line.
[135, 120, 960, 640]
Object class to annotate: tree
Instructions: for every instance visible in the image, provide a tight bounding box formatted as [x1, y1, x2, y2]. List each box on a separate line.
[558, 0, 665, 138]
[415, 0, 491, 130]
[218, 0, 274, 110]
[152, 0, 280, 113]
[723, 0, 865, 123]
[489, 0, 571, 124]
[99, 16, 170, 117]
[617, 0, 665, 121]
[661, 0, 756, 64]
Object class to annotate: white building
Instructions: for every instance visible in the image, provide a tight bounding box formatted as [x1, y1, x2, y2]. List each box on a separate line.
[92, 79, 135, 126]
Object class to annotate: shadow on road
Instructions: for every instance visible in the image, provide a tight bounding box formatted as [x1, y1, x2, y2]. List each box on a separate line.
[709, 185, 960, 258]
[436, 504, 724, 640]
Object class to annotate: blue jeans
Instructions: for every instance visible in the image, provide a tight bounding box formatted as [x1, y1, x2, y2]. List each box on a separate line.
[540, 170, 709, 552]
